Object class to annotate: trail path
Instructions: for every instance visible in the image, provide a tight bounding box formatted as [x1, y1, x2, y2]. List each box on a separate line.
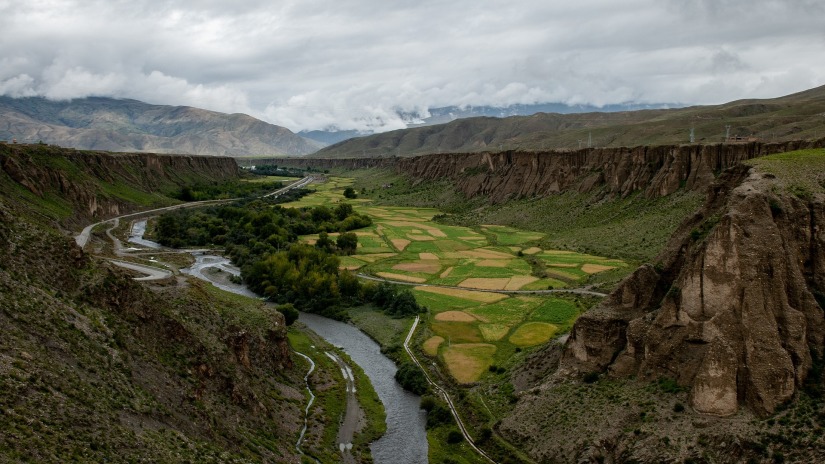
[403, 316, 497, 463]
[325, 351, 361, 464]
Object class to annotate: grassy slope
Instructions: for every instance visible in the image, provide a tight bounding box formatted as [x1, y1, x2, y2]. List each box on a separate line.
[747, 147, 825, 196]
[0, 148, 376, 463]
[0, 216, 306, 462]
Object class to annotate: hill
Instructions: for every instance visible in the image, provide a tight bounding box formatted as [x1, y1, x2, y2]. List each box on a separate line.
[0, 96, 323, 157]
[0, 144, 323, 462]
[311, 84, 825, 158]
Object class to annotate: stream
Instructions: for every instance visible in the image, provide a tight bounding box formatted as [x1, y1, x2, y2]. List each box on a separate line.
[130, 219, 429, 463]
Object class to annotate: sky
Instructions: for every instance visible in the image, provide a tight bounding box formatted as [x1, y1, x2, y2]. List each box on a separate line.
[1, 0, 824, 133]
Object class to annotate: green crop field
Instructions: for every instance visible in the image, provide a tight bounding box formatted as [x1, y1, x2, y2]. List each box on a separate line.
[289, 175, 624, 384]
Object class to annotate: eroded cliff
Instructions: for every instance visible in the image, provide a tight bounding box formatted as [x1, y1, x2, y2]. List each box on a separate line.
[396, 140, 825, 202]
[559, 161, 825, 417]
[0, 144, 239, 227]
[277, 140, 825, 203]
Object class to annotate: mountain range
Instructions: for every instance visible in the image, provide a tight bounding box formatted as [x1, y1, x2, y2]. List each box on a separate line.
[310, 85, 825, 158]
[298, 102, 672, 146]
[0, 96, 322, 157]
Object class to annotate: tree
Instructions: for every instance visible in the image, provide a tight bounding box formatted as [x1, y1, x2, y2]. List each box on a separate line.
[334, 203, 354, 220]
[387, 290, 423, 317]
[343, 186, 357, 199]
[277, 303, 299, 326]
[336, 232, 358, 255]
[395, 361, 428, 395]
[315, 231, 334, 252]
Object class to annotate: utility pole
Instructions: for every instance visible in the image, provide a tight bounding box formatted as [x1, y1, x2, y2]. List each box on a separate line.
[690, 126, 695, 144]
[578, 140, 583, 149]
[725, 125, 731, 142]
[588, 132, 592, 148]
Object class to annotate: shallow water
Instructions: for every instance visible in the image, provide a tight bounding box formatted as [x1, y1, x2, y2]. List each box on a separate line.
[299, 312, 428, 464]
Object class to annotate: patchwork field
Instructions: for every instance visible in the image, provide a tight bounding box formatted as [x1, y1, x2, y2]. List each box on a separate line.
[291, 176, 626, 384]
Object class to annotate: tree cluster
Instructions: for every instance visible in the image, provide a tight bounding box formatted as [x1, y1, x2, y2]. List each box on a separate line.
[155, 197, 425, 321]
[174, 179, 286, 202]
[247, 165, 305, 177]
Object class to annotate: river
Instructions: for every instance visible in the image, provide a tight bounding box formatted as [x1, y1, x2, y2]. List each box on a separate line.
[129, 220, 428, 463]
[299, 312, 428, 464]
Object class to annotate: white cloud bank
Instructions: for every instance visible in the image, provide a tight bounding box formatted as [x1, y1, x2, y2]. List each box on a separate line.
[1, 0, 824, 132]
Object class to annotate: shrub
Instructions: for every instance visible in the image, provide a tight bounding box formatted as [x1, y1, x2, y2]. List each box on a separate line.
[583, 372, 599, 383]
[394, 361, 429, 395]
[446, 429, 464, 444]
[426, 403, 452, 428]
[277, 303, 299, 326]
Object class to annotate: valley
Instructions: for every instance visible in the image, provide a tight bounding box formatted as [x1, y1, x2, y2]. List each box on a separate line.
[4, 137, 825, 463]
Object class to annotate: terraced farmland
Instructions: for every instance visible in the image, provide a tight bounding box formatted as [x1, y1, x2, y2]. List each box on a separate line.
[289, 177, 626, 383]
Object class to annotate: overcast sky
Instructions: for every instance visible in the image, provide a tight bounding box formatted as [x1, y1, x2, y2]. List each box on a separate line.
[1, 0, 824, 132]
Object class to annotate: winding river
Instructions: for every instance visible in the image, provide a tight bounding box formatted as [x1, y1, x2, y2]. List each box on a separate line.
[129, 220, 428, 463]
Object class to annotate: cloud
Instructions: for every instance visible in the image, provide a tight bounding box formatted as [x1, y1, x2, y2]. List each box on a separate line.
[1, 0, 824, 131]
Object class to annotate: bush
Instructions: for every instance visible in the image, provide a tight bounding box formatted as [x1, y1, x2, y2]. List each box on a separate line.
[426, 403, 452, 429]
[446, 429, 464, 444]
[420, 395, 436, 412]
[277, 303, 299, 326]
[394, 361, 429, 395]
[343, 186, 357, 199]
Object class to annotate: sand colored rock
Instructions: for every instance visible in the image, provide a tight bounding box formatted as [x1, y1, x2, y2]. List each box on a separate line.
[559, 166, 825, 417]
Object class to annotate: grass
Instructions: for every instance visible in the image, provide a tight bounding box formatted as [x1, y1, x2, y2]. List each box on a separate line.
[508, 322, 558, 347]
[442, 344, 498, 384]
[747, 148, 825, 197]
[347, 305, 413, 348]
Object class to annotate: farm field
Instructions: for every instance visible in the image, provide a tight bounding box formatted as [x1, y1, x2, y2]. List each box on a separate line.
[289, 177, 625, 384]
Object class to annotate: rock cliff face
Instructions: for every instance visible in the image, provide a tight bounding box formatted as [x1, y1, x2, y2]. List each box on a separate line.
[559, 165, 825, 416]
[0, 144, 239, 226]
[277, 140, 824, 202]
[395, 140, 825, 202]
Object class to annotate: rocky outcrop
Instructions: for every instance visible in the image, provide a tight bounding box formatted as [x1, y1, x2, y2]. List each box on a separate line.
[0, 144, 239, 226]
[558, 165, 825, 416]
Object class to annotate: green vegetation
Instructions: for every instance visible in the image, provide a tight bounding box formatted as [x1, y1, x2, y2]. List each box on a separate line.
[348, 168, 703, 264]
[0, 212, 312, 462]
[245, 164, 305, 178]
[287, 328, 386, 463]
[173, 178, 286, 201]
[747, 148, 825, 197]
[395, 361, 429, 395]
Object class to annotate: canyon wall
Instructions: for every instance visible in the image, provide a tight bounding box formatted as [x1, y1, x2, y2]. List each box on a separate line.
[0, 144, 239, 226]
[277, 140, 824, 202]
